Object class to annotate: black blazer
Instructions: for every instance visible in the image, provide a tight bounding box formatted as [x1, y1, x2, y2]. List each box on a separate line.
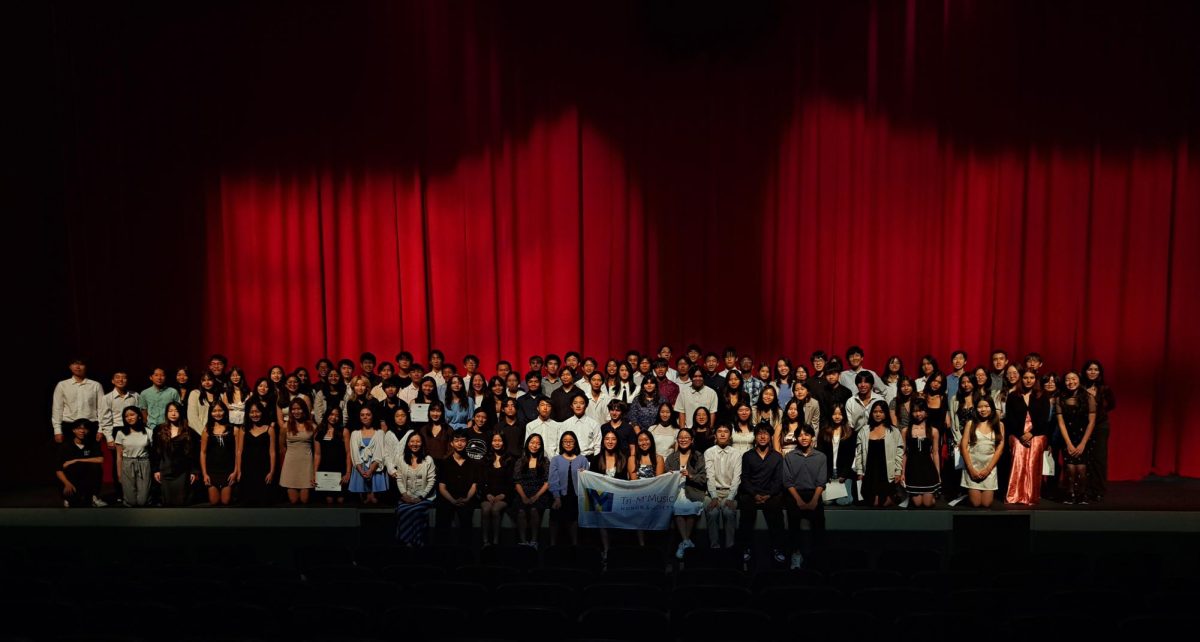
[1003, 391, 1052, 438]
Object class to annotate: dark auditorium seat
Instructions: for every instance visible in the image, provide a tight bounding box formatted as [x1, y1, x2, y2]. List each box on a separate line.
[494, 582, 578, 615]
[579, 607, 670, 642]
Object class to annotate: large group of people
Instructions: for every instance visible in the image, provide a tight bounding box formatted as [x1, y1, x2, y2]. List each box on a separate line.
[51, 344, 1115, 564]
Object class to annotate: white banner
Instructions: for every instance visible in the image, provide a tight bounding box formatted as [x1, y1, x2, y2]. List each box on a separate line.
[576, 470, 681, 531]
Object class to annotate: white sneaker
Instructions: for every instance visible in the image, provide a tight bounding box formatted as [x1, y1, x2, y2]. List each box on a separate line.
[62, 500, 70, 508]
[790, 553, 804, 570]
[772, 550, 786, 565]
[91, 496, 108, 508]
[676, 542, 688, 560]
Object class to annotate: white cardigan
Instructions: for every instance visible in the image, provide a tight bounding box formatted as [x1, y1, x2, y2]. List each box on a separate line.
[394, 457, 437, 500]
[853, 425, 905, 480]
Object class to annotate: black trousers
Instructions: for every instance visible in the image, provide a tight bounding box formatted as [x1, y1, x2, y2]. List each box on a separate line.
[64, 462, 102, 507]
[785, 490, 825, 555]
[736, 492, 785, 551]
[435, 501, 475, 546]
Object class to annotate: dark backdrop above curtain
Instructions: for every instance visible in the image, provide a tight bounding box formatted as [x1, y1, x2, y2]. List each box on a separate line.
[38, 0, 1200, 481]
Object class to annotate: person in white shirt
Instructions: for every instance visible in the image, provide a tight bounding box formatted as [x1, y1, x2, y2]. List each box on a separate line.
[51, 359, 105, 443]
[583, 372, 612, 426]
[838, 346, 887, 396]
[99, 371, 140, 445]
[674, 367, 718, 429]
[703, 424, 741, 549]
[559, 395, 601, 457]
[524, 398, 561, 458]
[844, 371, 887, 432]
[427, 350, 448, 399]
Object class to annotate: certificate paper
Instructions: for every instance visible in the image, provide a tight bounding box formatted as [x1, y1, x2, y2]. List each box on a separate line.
[315, 471, 343, 492]
[410, 403, 430, 423]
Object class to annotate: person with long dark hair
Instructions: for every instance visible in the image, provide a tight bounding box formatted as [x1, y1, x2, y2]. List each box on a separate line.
[151, 401, 197, 506]
[589, 430, 627, 554]
[480, 432, 513, 547]
[667, 428, 708, 559]
[443, 375, 471, 431]
[513, 434, 550, 548]
[647, 402, 679, 458]
[629, 430, 667, 546]
[902, 399, 940, 508]
[880, 355, 905, 404]
[246, 377, 276, 421]
[854, 400, 904, 507]
[817, 405, 856, 506]
[889, 377, 917, 430]
[1056, 372, 1098, 504]
[1004, 369, 1051, 505]
[314, 405, 349, 504]
[730, 402, 756, 456]
[349, 407, 388, 504]
[187, 372, 221, 437]
[716, 370, 752, 429]
[775, 398, 804, 456]
[393, 431, 436, 547]
[418, 401, 453, 460]
[960, 397, 1004, 507]
[275, 374, 311, 433]
[627, 376, 665, 434]
[311, 369, 346, 430]
[771, 358, 796, 407]
[754, 385, 783, 435]
[222, 367, 249, 428]
[279, 399, 316, 504]
[549, 431, 588, 546]
[689, 406, 715, 453]
[237, 403, 275, 506]
[200, 402, 239, 506]
[114, 407, 152, 506]
[1081, 360, 1115, 502]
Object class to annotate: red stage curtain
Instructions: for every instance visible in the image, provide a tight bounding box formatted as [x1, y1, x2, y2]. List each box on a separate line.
[44, 1, 1199, 479]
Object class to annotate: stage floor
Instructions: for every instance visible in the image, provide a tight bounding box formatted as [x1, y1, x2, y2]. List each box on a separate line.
[2, 478, 1197, 533]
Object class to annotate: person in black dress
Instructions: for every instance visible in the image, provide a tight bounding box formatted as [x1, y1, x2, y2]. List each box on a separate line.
[314, 406, 349, 504]
[479, 432, 513, 546]
[238, 403, 276, 506]
[200, 402, 239, 506]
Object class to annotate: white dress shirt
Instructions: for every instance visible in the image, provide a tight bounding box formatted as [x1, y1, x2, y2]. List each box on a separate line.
[524, 417, 561, 458]
[704, 444, 743, 499]
[673, 385, 718, 428]
[839, 367, 888, 396]
[51, 377, 105, 436]
[99, 389, 140, 442]
[559, 414, 601, 457]
[583, 390, 612, 426]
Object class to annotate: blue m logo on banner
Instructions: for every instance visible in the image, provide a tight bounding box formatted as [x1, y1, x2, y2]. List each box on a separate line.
[584, 488, 613, 512]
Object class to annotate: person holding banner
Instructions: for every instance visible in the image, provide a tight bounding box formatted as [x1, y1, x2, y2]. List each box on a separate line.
[513, 434, 551, 548]
[704, 424, 741, 549]
[628, 431, 667, 546]
[588, 431, 628, 554]
[666, 428, 708, 559]
[549, 431, 589, 546]
[737, 424, 787, 566]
